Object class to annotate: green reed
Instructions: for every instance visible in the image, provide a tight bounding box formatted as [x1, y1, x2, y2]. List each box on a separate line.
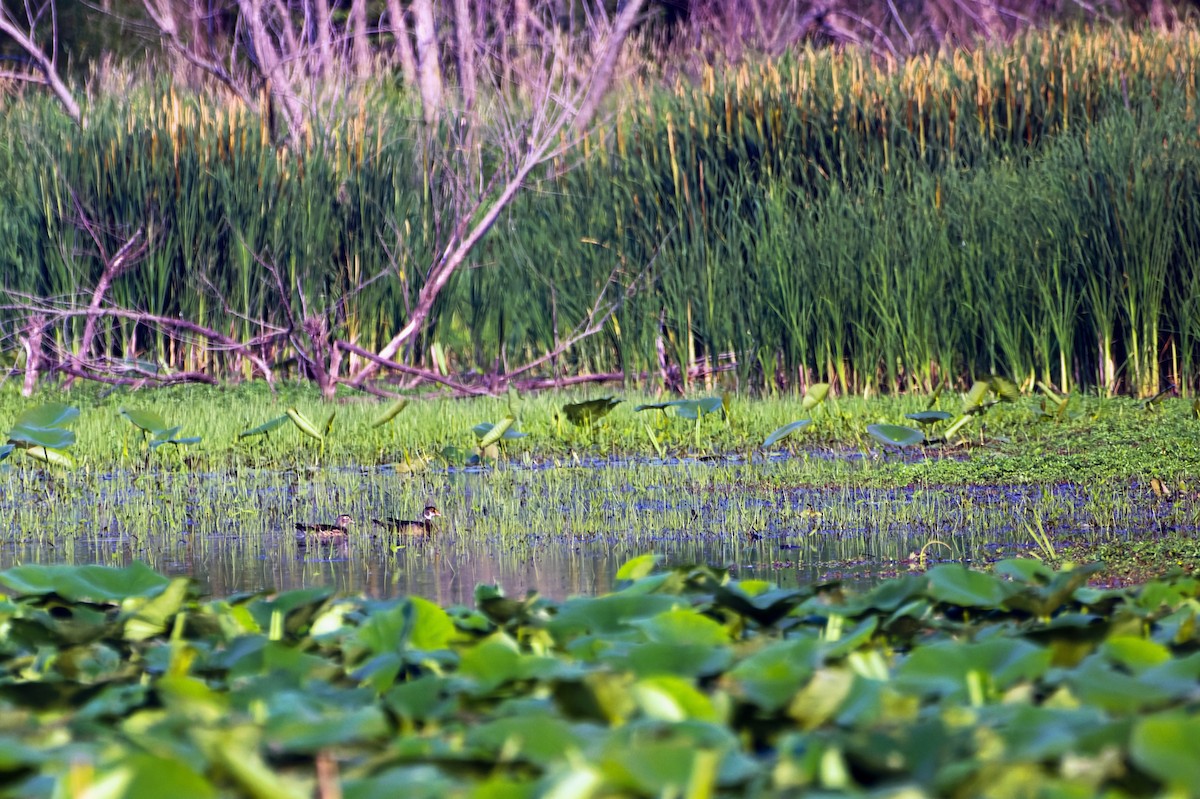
[4, 28, 1200, 394]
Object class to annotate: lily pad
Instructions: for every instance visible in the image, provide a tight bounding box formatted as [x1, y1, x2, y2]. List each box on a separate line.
[763, 420, 812, 447]
[866, 423, 924, 448]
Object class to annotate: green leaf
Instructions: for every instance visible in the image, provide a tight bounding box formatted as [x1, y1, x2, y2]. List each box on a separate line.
[924, 565, 1015, 607]
[124, 577, 191, 641]
[989, 374, 1021, 402]
[93, 752, 217, 799]
[632, 607, 731, 646]
[12, 402, 80, 430]
[1102, 636, 1172, 672]
[866, 423, 924, 448]
[372, 399, 410, 427]
[674, 398, 724, 420]
[904, 410, 952, 425]
[616, 553, 660, 582]
[727, 638, 820, 712]
[632, 675, 719, 722]
[120, 407, 171, 436]
[801, 383, 830, 410]
[0, 563, 171, 602]
[8, 402, 80, 452]
[18, 445, 77, 468]
[474, 417, 527, 446]
[266, 699, 390, 751]
[634, 398, 723, 419]
[1130, 713, 1200, 788]
[896, 638, 1051, 699]
[407, 596, 457, 650]
[9, 427, 74, 449]
[962, 380, 990, 411]
[285, 407, 324, 441]
[763, 420, 812, 447]
[468, 716, 587, 768]
[238, 415, 290, 439]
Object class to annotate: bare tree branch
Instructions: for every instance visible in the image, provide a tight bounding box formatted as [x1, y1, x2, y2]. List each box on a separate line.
[0, 0, 81, 122]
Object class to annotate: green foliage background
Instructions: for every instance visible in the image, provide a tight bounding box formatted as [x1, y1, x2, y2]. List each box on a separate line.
[3, 28, 1200, 394]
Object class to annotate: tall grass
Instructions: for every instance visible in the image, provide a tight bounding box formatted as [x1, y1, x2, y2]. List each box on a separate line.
[3, 27, 1200, 394]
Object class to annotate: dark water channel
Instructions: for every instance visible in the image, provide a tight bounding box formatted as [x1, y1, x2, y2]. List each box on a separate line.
[0, 455, 1187, 604]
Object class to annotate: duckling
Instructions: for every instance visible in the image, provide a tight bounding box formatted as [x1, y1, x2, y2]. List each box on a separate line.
[372, 506, 442, 537]
[295, 514, 353, 545]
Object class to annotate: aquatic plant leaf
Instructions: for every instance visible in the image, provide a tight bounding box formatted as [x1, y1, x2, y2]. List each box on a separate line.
[8, 403, 79, 451]
[924, 565, 1014, 607]
[0, 563, 170, 602]
[989, 374, 1021, 402]
[285, 407, 324, 441]
[633, 607, 731, 646]
[474, 417, 527, 446]
[372, 399, 410, 427]
[962, 381, 990, 410]
[549, 594, 682, 637]
[18, 445, 77, 468]
[1102, 636, 1171, 672]
[634, 398, 722, 419]
[1067, 656, 1174, 712]
[674, 397, 725, 420]
[904, 411, 952, 425]
[762, 420, 812, 447]
[896, 638, 1051, 699]
[93, 752, 216, 799]
[727, 638, 820, 712]
[1130, 713, 1200, 788]
[712, 583, 810, 626]
[356, 597, 457, 654]
[469, 716, 588, 767]
[563, 396, 622, 426]
[616, 554, 660, 582]
[124, 578, 191, 641]
[458, 633, 523, 689]
[266, 702, 390, 751]
[788, 667, 854, 729]
[119, 407, 171, 435]
[9, 426, 74, 449]
[619, 642, 734, 678]
[993, 558, 1056, 585]
[866, 423, 924, 448]
[802, 383, 830, 410]
[237, 415, 290, 439]
[632, 675, 719, 722]
[602, 722, 743, 795]
[13, 403, 80, 431]
[149, 430, 201, 450]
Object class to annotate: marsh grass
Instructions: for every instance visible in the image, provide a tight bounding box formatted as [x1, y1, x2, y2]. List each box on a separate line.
[0, 384, 1192, 601]
[5, 29, 1200, 394]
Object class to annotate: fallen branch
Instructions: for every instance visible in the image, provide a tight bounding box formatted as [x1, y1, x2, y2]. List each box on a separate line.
[335, 340, 490, 396]
[2, 303, 277, 386]
[58, 361, 218, 387]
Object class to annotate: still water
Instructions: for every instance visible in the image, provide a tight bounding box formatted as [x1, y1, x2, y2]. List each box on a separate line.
[0, 455, 1180, 604]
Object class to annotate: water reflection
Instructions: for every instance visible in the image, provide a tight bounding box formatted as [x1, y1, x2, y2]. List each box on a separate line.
[0, 456, 1189, 603]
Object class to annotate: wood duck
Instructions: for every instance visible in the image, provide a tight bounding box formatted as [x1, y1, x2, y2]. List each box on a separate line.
[295, 514, 353, 545]
[372, 506, 442, 536]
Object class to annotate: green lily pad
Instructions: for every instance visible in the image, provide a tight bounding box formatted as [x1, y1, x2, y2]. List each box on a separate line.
[763, 420, 812, 447]
[0, 563, 171, 603]
[866, 423, 924, 448]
